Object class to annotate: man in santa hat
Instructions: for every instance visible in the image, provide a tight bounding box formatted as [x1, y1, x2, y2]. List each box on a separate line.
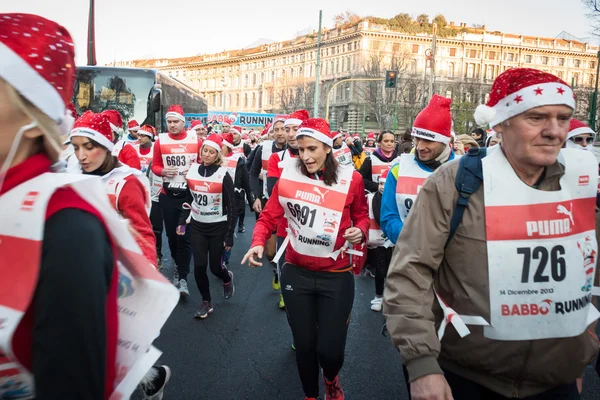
[102, 109, 141, 170]
[380, 94, 457, 245]
[124, 119, 141, 143]
[152, 104, 204, 297]
[189, 119, 208, 140]
[364, 131, 377, 157]
[384, 68, 600, 399]
[231, 125, 252, 158]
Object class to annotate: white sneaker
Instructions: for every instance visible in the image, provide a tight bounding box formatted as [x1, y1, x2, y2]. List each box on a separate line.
[179, 279, 189, 297]
[370, 297, 383, 312]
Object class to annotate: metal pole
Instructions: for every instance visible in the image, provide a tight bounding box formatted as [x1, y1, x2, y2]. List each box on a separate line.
[362, 103, 366, 135]
[393, 96, 398, 133]
[589, 50, 600, 130]
[428, 23, 437, 102]
[325, 77, 385, 121]
[87, 0, 96, 66]
[313, 10, 323, 118]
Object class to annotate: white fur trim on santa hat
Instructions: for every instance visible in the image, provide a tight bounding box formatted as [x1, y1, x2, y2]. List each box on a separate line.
[0, 42, 65, 123]
[138, 129, 154, 138]
[411, 127, 450, 144]
[475, 82, 575, 128]
[333, 132, 343, 140]
[165, 111, 185, 122]
[70, 127, 115, 151]
[230, 127, 241, 135]
[203, 140, 222, 153]
[568, 126, 596, 140]
[284, 118, 303, 127]
[128, 126, 140, 131]
[109, 122, 122, 135]
[296, 127, 333, 147]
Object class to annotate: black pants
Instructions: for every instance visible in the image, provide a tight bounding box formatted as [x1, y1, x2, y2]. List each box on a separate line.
[190, 220, 231, 302]
[403, 367, 580, 400]
[367, 247, 393, 296]
[149, 201, 163, 259]
[159, 192, 192, 279]
[280, 263, 354, 398]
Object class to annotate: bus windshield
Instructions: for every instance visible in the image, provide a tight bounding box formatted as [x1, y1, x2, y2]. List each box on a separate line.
[74, 67, 155, 127]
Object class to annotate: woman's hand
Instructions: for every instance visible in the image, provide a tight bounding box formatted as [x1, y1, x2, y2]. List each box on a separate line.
[343, 227, 364, 244]
[241, 246, 265, 268]
[224, 242, 232, 252]
[176, 225, 186, 236]
[252, 199, 263, 213]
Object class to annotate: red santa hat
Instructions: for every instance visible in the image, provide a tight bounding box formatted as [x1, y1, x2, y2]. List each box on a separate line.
[128, 119, 140, 131]
[203, 133, 223, 152]
[101, 110, 123, 135]
[70, 111, 114, 151]
[190, 120, 204, 130]
[412, 94, 453, 144]
[138, 124, 156, 139]
[165, 104, 185, 122]
[332, 131, 343, 140]
[66, 103, 78, 120]
[367, 132, 376, 140]
[262, 123, 272, 138]
[242, 133, 249, 140]
[379, 168, 389, 183]
[222, 116, 233, 126]
[221, 132, 234, 148]
[285, 109, 310, 127]
[297, 118, 334, 147]
[0, 13, 76, 133]
[231, 125, 243, 135]
[474, 68, 575, 128]
[568, 119, 595, 140]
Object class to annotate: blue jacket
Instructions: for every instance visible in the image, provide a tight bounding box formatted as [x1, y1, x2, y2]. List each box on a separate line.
[380, 152, 456, 244]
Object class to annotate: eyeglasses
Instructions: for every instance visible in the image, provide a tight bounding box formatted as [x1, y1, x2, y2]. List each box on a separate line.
[571, 136, 594, 145]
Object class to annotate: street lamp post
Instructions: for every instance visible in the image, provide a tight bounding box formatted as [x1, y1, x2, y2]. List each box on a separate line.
[87, 0, 96, 66]
[313, 10, 323, 118]
[589, 50, 600, 131]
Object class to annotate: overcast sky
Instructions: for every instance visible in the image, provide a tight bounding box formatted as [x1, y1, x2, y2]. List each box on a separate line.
[0, 0, 594, 65]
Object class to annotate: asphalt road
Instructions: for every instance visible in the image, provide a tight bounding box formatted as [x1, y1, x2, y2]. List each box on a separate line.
[136, 215, 600, 400]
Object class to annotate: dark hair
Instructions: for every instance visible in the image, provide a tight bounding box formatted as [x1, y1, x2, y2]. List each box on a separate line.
[377, 130, 395, 143]
[471, 128, 485, 136]
[297, 147, 339, 186]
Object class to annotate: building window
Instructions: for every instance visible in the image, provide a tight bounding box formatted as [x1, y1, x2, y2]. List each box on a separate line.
[558, 58, 565, 66]
[449, 48, 456, 57]
[393, 43, 400, 52]
[252, 73, 256, 86]
[486, 65, 493, 79]
[244, 74, 248, 87]
[336, 59, 340, 73]
[411, 59, 418, 74]
[244, 93, 248, 107]
[372, 41, 380, 50]
[488, 51, 496, 60]
[557, 71, 564, 79]
[505, 53, 514, 62]
[447, 62, 455, 78]
[412, 44, 419, 53]
[573, 73, 579, 86]
[592, 61, 597, 70]
[347, 56, 351, 72]
[467, 64, 475, 78]
[469, 50, 477, 58]
[236, 94, 240, 107]
[541, 56, 548, 65]
[590, 74, 595, 86]
[524, 55, 532, 63]
[252, 93, 256, 108]
[574, 59, 581, 68]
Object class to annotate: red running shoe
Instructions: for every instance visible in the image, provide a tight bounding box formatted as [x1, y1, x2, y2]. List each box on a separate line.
[324, 375, 344, 400]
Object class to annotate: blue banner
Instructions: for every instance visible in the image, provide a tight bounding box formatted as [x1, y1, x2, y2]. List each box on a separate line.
[184, 111, 276, 128]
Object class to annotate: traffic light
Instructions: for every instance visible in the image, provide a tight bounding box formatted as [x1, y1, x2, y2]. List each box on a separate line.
[385, 70, 398, 88]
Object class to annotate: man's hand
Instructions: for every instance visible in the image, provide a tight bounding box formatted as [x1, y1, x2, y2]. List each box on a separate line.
[253, 199, 263, 213]
[241, 246, 264, 267]
[343, 227, 364, 244]
[410, 374, 453, 400]
[176, 225, 186, 236]
[345, 137, 354, 147]
[162, 166, 178, 177]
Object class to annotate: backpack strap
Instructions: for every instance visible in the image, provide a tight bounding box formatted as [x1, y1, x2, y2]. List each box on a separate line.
[446, 148, 487, 247]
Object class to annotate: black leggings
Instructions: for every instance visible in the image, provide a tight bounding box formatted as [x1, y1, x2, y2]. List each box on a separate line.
[367, 247, 393, 296]
[190, 220, 231, 302]
[149, 201, 163, 259]
[280, 263, 354, 398]
[403, 367, 580, 400]
[160, 192, 192, 279]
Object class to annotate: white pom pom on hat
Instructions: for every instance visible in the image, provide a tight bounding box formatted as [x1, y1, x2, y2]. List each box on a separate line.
[474, 104, 497, 126]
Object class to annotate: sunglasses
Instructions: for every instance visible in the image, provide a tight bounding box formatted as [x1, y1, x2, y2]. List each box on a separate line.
[571, 136, 594, 145]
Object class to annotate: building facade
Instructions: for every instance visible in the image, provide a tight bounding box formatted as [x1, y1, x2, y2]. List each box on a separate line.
[111, 19, 600, 134]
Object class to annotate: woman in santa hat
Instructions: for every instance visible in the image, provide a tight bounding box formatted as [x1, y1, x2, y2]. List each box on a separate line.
[177, 133, 237, 319]
[358, 130, 399, 193]
[70, 112, 156, 265]
[242, 118, 369, 400]
[135, 124, 157, 174]
[102, 109, 141, 170]
[0, 13, 175, 400]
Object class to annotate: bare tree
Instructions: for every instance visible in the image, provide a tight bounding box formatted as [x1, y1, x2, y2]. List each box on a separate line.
[276, 80, 316, 114]
[353, 50, 413, 131]
[583, 0, 600, 34]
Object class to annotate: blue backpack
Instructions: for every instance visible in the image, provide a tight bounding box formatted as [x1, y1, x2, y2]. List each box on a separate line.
[446, 147, 487, 247]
